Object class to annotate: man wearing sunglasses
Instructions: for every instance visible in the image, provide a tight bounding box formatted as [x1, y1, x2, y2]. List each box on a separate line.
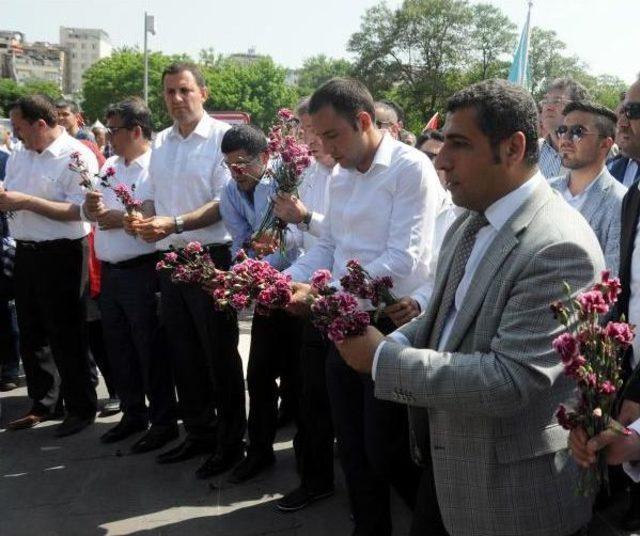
[609, 94, 640, 187]
[569, 78, 640, 532]
[549, 102, 624, 273]
[538, 78, 590, 179]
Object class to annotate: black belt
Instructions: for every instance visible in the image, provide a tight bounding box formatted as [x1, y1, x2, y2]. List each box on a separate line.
[103, 252, 158, 270]
[163, 242, 231, 255]
[16, 237, 83, 251]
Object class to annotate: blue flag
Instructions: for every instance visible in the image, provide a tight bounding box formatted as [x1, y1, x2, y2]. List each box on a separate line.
[508, 2, 533, 89]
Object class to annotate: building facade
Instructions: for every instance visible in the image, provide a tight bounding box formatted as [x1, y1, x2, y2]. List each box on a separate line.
[59, 27, 111, 94]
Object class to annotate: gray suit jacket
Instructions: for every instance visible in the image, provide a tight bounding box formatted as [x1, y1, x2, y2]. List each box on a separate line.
[549, 167, 626, 275]
[375, 180, 604, 536]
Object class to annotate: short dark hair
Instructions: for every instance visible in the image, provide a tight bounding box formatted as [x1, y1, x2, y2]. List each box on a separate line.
[221, 124, 268, 157]
[161, 62, 206, 88]
[416, 129, 444, 148]
[308, 78, 375, 130]
[54, 98, 80, 114]
[10, 94, 58, 127]
[545, 77, 590, 102]
[296, 96, 311, 118]
[446, 79, 539, 166]
[562, 101, 617, 139]
[105, 97, 153, 140]
[379, 99, 404, 123]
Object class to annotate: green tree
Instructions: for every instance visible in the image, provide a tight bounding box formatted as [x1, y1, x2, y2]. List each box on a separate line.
[468, 3, 516, 80]
[0, 78, 62, 118]
[588, 74, 627, 110]
[296, 55, 353, 96]
[348, 0, 473, 130]
[206, 57, 298, 130]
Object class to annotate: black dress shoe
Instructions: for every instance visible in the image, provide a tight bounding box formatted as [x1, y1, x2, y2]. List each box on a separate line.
[131, 425, 179, 454]
[55, 415, 95, 437]
[196, 447, 246, 479]
[156, 439, 212, 464]
[276, 485, 334, 512]
[100, 419, 148, 444]
[227, 451, 275, 483]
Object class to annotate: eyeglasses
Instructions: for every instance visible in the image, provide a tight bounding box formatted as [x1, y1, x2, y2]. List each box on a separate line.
[540, 97, 570, 108]
[221, 158, 261, 173]
[621, 103, 640, 121]
[105, 126, 131, 136]
[375, 120, 393, 129]
[555, 124, 597, 143]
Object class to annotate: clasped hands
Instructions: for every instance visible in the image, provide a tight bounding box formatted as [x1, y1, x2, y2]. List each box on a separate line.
[0, 183, 32, 212]
[568, 400, 640, 467]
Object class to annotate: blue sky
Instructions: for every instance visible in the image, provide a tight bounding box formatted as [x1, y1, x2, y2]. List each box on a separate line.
[3, 0, 637, 83]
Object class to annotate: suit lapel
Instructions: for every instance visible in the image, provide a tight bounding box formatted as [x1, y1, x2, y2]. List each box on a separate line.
[443, 182, 554, 351]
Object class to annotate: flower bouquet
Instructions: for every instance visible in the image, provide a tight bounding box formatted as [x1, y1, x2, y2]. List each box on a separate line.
[308, 269, 371, 343]
[252, 108, 312, 254]
[340, 259, 397, 320]
[552, 270, 634, 496]
[69, 151, 114, 191]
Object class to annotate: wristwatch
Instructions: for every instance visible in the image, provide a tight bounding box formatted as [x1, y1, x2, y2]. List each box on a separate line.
[174, 215, 185, 234]
[297, 211, 313, 232]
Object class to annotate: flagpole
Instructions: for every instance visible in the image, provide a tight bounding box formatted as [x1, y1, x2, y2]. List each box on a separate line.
[143, 11, 149, 104]
[522, 1, 533, 87]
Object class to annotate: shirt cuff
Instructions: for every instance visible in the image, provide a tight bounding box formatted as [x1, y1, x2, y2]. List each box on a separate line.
[371, 331, 411, 381]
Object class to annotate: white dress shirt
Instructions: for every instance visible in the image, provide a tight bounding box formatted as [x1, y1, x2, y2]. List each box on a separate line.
[411, 194, 464, 311]
[624, 160, 639, 188]
[285, 134, 445, 301]
[4, 128, 94, 241]
[372, 172, 545, 379]
[94, 151, 157, 263]
[628, 182, 640, 369]
[290, 160, 333, 252]
[140, 113, 232, 250]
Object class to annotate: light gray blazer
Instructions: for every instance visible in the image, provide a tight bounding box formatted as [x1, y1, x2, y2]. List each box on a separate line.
[375, 180, 605, 536]
[549, 167, 626, 275]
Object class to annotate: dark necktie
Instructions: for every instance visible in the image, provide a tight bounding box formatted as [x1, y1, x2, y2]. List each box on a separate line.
[428, 211, 489, 349]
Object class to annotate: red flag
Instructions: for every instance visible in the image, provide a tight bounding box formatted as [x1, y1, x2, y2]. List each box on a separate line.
[423, 113, 440, 132]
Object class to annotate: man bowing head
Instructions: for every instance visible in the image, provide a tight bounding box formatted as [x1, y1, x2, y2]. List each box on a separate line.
[337, 79, 604, 536]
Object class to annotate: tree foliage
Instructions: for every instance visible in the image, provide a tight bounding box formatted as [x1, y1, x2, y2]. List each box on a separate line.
[0, 79, 62, 118]
[296, 55, 353, 97]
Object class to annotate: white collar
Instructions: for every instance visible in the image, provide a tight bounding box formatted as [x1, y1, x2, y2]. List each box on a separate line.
[484, 172, 544, 231]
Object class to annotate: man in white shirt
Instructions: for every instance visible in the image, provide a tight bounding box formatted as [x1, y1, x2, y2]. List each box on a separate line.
[284, 78, 444, 533]
[0, 95, 98, 437]
[83, 98, 178, 453]
[128, 63, 246, 476]
[549, 101, 626, 273]
[272, 97, 338, 511]
[336, 80, 603, 536]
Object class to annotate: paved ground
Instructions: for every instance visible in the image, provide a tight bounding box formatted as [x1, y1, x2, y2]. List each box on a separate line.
[0, 319, 635, 535]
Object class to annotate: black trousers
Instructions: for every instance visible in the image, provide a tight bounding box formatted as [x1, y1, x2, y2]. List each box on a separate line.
[0, 299, 20, 381]
[159, 244, 245, 452]
[246, 309, 302, 455]
[326, 316, 420, 536]
[294, 320, 335, 492]
[13, 238, 97, 418]
[100, 259, 177, 427]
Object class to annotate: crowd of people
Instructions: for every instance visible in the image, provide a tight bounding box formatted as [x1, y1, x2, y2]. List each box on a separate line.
[1, 62, 640, 536]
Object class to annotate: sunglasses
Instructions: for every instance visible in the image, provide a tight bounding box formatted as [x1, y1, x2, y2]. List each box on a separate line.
[555, 124, 598, 143]
[621, 103, 640, 121]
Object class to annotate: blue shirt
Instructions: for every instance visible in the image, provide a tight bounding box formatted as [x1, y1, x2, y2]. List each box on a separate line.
[220, 176, 298, 270]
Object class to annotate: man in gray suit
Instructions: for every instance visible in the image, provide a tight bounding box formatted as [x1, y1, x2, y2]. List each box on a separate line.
[336, 80, 603, 536]
[550, 101, 626, 274]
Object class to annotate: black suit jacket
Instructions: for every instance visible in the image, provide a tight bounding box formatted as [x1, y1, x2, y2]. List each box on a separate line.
[608, 155, 640, 184]
[618, 183, 640, 402]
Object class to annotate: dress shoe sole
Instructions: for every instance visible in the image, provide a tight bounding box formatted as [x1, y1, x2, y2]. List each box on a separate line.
[7, 416, 44, 430]
[100, 425, 148, 444]
[276, 490, 334, 512]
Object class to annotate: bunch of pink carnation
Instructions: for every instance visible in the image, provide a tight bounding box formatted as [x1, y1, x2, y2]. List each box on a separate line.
[552, 270, 634, 496]
[69, 152, 115, 191]
[339, 259, 397, 320]
[112, 183, 143, 214]
[156, 241, 219, 285]
[309, 268, 371, 343]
